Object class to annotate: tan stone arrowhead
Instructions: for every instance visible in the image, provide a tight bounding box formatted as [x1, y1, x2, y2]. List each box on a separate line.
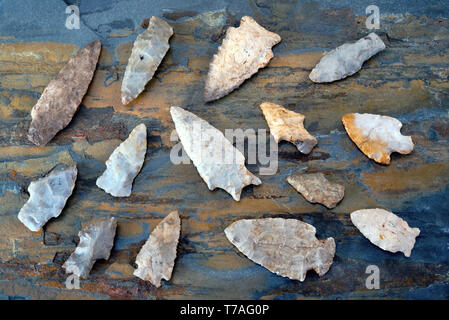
[204, 16, 281, 102]
[286, 172, 344, 209]
[342, 113, 414, 165]
[27, 41, 101, 146]
[134, 211, 181, 287]
[225, 218, 335, 281]
[260, 102, 317, 154]
[121, 17, 173, 105]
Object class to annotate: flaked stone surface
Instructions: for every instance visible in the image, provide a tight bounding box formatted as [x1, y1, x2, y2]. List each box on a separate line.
[350, 208, 420, 257]
[27, 41, 101, 146]
[63, 217, 117, 278]
[309, 33, 385, 83]
[96, 123, 147, 197]
[225, 218, 335, 281]
[286, 172, 344, 209]
[18, 166, 77, 232]
[204, 16, 281, 102]
[170, 106, 261, 201]
[121, 17, 173, 105]
[260, 102, 317, 154]
[134, 211, 181, 287]
[342, 113, 414, 165]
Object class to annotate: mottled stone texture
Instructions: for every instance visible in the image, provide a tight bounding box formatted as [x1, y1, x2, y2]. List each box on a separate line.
[18, 166, 77, 232]
[121, 17, 173, 105]
[342, 113, 414, 165]
[260, 102, 317, 154]
[204, 16, 281, 101]
[96, 123, 147, 197]
[350, 209, 420, 257]
[63, 217, 117, 278]
[225, 218, 335, 281]
[27, 41, 101, 146]
[0, 0, 449, 300]
[286, 172, 344, 209]
[170, 106, 261, 201]
[134, 211, 181, 287]
[309, 33, 385, 83]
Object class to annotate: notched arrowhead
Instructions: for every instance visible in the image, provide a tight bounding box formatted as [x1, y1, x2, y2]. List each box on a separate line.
[350, 208, 420, 257]
[27, 41, 101, 146]
[260, 102, 317, 154]
[225, 218, 335, 281]
[96, 123, 147, 197]
[18, 165, 77, 232]
[342, 113, 414, 165]
[204, 16, 281, 102]
[134, 211, 181, 287]
[170, 106, 261, 201]
[121, 16, 173, 105]
[309, 33, 385, 83]
[63, 217, 117, 278]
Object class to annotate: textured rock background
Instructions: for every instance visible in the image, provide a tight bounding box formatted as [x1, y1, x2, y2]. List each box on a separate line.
[0, 0, 448, 299]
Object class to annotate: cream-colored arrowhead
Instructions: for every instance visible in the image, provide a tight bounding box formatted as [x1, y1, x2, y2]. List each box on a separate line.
[18, 165, 77, 232]
[350, 208, 420, 257]
[204, 16, 281, 102]
[342, 113, 414, 165]
[63, 217, 117, 278]
[134, 211, 181, 287]
[28, 41, 101, 146]
[260, 102, 317, 154]
[286, 172, 345, 209]
[96, 123, 147, 197]
[121, 17, 173, 105]
[225, 218, 335, 281]
[170, 106, 261, 201]
[309, 33, 385, 83]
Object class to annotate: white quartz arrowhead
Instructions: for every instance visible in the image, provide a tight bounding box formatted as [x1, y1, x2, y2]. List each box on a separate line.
[134, 211, 181, 287]
[342, 113, 414, 165]
[350, 208, 420, 257]
[63, 217, 117, 278]
[121, 16, 173, 105]
[18, 165, 77, 232]
[225, 218, 336, 281]
[96, 123, 147, 197]
[204, 16, 281, 102]
[170, 106, 261, 201]
[309, 33, 386, 83]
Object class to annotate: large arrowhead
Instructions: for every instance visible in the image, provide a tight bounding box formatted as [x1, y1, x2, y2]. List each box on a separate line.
[204, 16, 281, 102]
[121, 17, 173, 105]
[170, 106, 261, 201]
[134, 211, 181, 287]
[27, 41, 101, 146]
[225, 218, 335, 281]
